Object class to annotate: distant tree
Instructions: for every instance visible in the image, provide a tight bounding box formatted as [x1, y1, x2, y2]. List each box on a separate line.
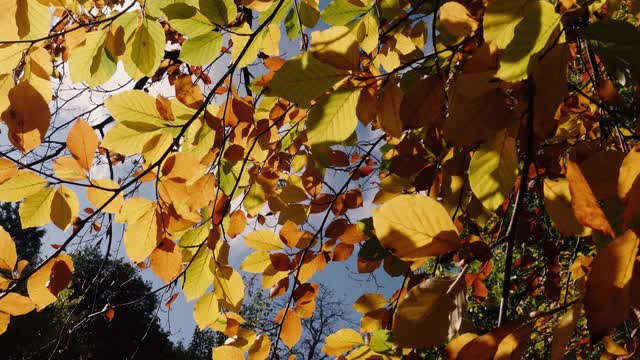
[0, 219, 184, 360]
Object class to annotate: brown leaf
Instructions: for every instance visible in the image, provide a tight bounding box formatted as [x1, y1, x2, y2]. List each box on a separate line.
[175, 74, 203, 109]
[584, 229, 639, 339]
[400, 76, 445, 130]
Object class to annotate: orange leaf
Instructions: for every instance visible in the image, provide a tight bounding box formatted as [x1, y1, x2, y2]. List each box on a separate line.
[67, 119, 98, 171]
[584, 229, 639, 339]
[275, 308, 302, 348]
[566, 161, 615, 238]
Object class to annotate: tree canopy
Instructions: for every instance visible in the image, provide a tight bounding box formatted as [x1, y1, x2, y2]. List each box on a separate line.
[1, 0, 640, 358]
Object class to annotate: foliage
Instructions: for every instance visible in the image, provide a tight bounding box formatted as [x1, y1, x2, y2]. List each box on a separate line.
[1, 0, 640, 358]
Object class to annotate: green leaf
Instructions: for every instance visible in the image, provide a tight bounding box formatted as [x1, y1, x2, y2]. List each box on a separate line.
[370, 329, 395, 354]
[485, 0, 561, 81]
[19, 188, 55, 229]
[162, 3, 215, 37]
[100, 124, 166, 156]
[321, 0, 368, 26]
[123, 17, 166, 80]
[105, 90, 170, 129]
[179, 31, 223, 66]
[468, 129, 518, 212]
[284, 7, 301, 40]
[585, 20, 640, 83]
[198, 0, 237, 26]
[306, 87, 360, 148]
[182, 247, 214, 301]
[358, 238, 389, 261]
[258, 0, 294, 25]
[299, 0, 320, 28]
[219, 159, 250, 198]
[68, 28, 117, 87]
[230, 23, 262, 68]
[483, 0, 527, 49]
[268, 52, 348, 107]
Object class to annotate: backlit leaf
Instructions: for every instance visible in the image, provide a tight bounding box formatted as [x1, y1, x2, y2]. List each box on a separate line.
[193, 292, 220, 329]
[67, 119, 98, 171]
[0, 226, 16, 272]
[469, 129, 518, 212]
[322, 328, 364, 356]
[393, 276, 466, 348]
[372, 194, 459, 260]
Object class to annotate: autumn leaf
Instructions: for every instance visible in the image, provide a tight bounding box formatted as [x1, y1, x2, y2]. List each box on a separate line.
[566, 161, 615, 238]
[67, 119, 98, 171]
[275, 308, 302, 348]
[393, 275, 466, 348]
[372, 194, 460, 260]
[584, 229, 639, 339]
[322, 328, 364, 356]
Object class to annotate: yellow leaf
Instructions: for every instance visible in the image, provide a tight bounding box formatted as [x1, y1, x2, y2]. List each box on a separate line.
[244, 230, 285, 251]
[322, 328, 364, 356]
[105, 90, 170, 129]
[0, 226, 17, 271]
[494, 324, 533, 360]
[212, 345, 244, 360]
[248, 334, 271, 360]
[353, 293, 387, 314]
[0, 312, 8, 335]
[50, 186, 80, 231]
[193, 292, 220, 329]
[1, 81, 51, 153]
[469, 129, 518, 211]
[372, 194, 459, 260]
[27, 254, 74, 311]
[393, 276, 466, 348]
[123, 17, 165, 80]
[182, 247, 214, 301]
[149, 240, 183, 284]
[584, 229, 639, 339]
[0, 158, 17, 184]
[214, 265, 245, 312]
[68, 28, 117, 87]
[240, 251, 271, 273]
[276, 308, 302, 348]
[438, 1, 478, 38]
[19, 187, 55, 229]
[52, 157, 86, 181]
[123, 203, 159, 263]
[0, 170, 46, 202]
[544, 178, 591, 237]
[445, 333, 479, 359]
[310, 26, 360, 70]
[116, 197, 155, 224]
[268, 52, 348, 107]
[551, 302, 583, 360]
[0, 293, 35, 315]
[231, 23, 262, 68]
[618, 146, 640, 202]
[306, 87, 361, 148]
[67, 119, 98, 171]
[87, 179, 123, 214]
